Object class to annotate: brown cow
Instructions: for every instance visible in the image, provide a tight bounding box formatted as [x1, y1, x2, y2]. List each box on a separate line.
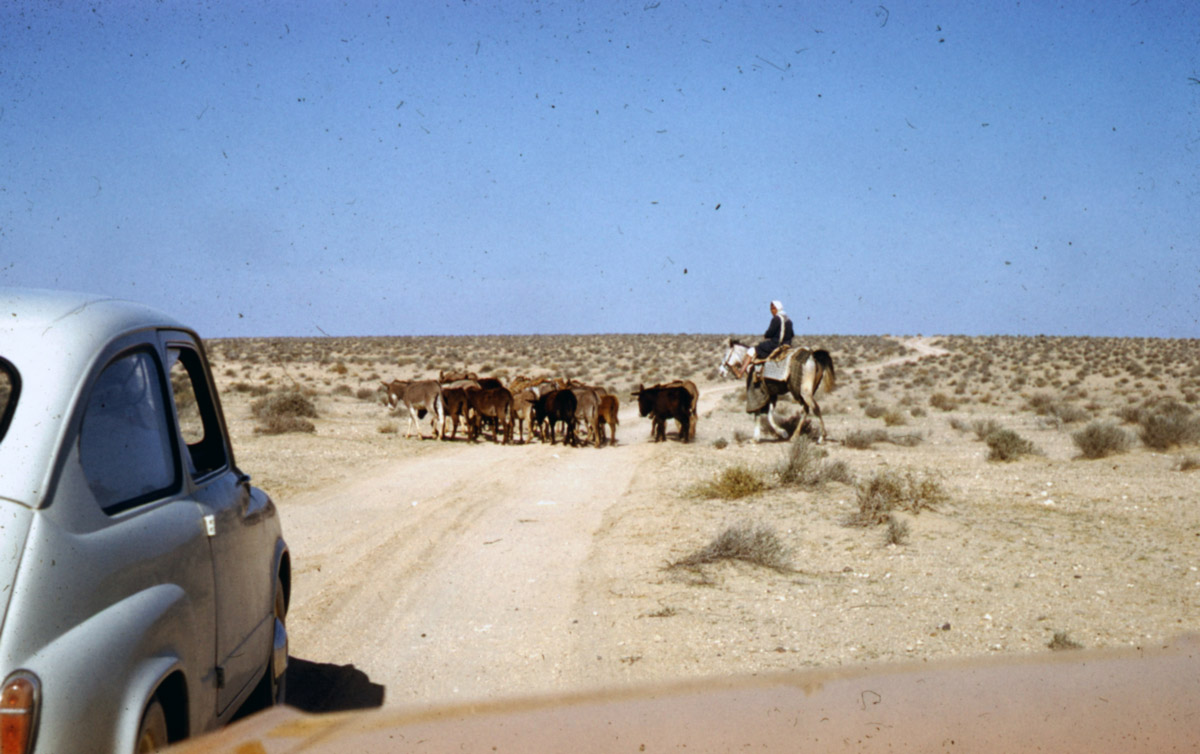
[632, 382, 693, 443]
[569, 385, 603, 447]
[466, 385, 513, 444]
[595, 394, 620, 447]
[510, 387, 538, 444]
[440, 386, 471, 440]
[660, 379, 699, 441]
[532, 388, 578, 446]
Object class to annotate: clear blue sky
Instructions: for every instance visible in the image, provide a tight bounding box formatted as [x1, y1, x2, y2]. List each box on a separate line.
[2, 1, 1197, 338]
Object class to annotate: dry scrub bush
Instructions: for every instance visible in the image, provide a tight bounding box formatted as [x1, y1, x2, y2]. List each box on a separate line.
[884, 515, 910, 546]
[1134, 400, 1200, 450]
[970, 419, 1002, 441]
[843, 429, 923, 450]
[986, 428, 1038, 461]
[251, 389, 317, 435]
[1072, 421, 1132, 459]
[882, 408, 908, 426]
[929, 392, 958, 412]
[777, 440, 853, 488]
[845, 469, 946, 528]
[691, 465, 768, 500]
[669, 522, 792, 573]
[863, 404, 887, 419]
[1178, 456, 1200, 472]
[1048, 631, 1083, 651]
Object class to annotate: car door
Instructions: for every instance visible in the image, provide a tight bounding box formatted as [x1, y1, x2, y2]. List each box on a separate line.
[163, 332, 274, 715]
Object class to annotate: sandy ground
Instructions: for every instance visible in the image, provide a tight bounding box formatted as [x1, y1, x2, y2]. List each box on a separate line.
[221, 337, 1200, 713]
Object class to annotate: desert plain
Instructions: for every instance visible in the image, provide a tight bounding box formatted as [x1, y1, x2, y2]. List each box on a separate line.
[202, 332, 1200, 713]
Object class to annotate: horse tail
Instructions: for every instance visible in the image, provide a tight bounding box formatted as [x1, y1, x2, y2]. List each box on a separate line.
[814, 349, 836, 393]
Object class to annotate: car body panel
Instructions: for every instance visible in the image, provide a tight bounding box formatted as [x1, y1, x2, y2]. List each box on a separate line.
[172, 636, 1200, 753]
[0, 288, 186, 510]
[0, 287, 287, 752]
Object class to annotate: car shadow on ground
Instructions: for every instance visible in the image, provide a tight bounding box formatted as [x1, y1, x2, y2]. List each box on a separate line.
[284, 657, 386, 712]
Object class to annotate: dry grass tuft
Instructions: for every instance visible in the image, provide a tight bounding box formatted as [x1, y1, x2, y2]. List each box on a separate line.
[777, 439, 853, 487]
[669, 522, 792, 572]
[1047, 631, 1083, 651]
[845, 469, 946, 528]
[691, 465, 768, 500]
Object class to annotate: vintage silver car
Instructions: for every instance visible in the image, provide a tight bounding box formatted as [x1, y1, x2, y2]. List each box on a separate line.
[0, 287, 289, 753]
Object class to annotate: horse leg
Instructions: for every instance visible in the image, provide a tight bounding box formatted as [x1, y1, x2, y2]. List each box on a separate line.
[765, 401, 789, 440]
[797, 371, 826, 443]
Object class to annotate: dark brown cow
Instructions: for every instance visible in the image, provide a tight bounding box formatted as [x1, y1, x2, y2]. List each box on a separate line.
[595, 394, 620, 447]
[660, 379, 698, 441]
[466, 386, 513, 444]
[632, 382, 694, 443]
[440, 386, 471, 440]
[532, 389, 578, 446]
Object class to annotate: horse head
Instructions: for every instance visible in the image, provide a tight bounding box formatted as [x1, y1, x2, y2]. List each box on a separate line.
[718, 339, 748, 379]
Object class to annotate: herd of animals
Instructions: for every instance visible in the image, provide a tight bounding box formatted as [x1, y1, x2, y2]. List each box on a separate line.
[380, 370, 699, 447]
[378, 340, 836, 448]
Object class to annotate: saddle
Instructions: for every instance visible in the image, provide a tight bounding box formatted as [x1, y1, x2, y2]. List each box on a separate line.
[752, 345, 804, 382]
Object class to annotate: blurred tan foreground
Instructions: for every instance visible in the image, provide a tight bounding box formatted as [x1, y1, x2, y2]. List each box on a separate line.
[173, 636, 1199, 753]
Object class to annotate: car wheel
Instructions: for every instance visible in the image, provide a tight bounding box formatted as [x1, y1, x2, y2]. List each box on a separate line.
[247, 573, 288, 710]
[135, 698, 168, 753]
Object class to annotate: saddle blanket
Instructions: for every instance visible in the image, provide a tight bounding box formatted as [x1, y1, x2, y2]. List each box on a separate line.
[760, 348, 795, 382]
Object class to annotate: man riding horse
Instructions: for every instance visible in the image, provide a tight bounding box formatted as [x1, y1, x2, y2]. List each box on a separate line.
[732, 300, 794, 379]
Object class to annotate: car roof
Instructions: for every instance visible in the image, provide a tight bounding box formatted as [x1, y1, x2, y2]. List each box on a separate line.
[0, 287, 188, 508]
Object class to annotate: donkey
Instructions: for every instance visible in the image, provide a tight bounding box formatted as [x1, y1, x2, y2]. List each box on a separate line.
[399, 380, 445, 440]
[719, 339, 836, 443]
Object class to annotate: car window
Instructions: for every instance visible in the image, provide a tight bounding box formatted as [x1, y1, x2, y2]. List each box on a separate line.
[0, 359, 16, 445]
[168, 346, 229, 477]
[79, 349, 180, 514]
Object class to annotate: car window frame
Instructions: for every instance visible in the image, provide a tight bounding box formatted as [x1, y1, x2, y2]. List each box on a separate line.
[165, 339, 232, 482]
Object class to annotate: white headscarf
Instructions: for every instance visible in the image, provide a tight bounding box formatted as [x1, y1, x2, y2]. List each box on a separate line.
[771, 300, 786, 317]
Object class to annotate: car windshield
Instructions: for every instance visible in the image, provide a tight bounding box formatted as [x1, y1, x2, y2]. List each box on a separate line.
[0, 359, 16, 445]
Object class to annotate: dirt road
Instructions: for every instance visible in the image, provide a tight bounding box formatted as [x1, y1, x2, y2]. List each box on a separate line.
[282, 391, 732, 709]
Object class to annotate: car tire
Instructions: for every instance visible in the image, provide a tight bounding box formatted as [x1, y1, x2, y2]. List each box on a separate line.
[247, 573, 288, 711]
[135, 698, 168, 753]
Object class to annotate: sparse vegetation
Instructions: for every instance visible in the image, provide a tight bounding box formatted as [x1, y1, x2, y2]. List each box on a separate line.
[884, 515, 910, 546]
[1048, 631, 1083, 651]
[845, 469, 947, 527]
[843, 429, 923, 450]
[777, 439, 853, 487]
[986, 428, 1038, 462]
[929, 392, 958, 412]
[251, 389, 318, 434]
[1072, 421, 1132, 459]
[669, 522, 792, 573]
[1135, 400, 1200, 450]
[691, 465, 768, 500]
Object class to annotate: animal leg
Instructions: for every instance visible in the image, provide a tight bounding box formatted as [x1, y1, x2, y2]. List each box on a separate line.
[765, 404, 789, 440]
[798, 382, 825, 444]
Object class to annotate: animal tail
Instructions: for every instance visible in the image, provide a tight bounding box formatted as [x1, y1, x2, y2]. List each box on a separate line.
[815, 349, 836, 393]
